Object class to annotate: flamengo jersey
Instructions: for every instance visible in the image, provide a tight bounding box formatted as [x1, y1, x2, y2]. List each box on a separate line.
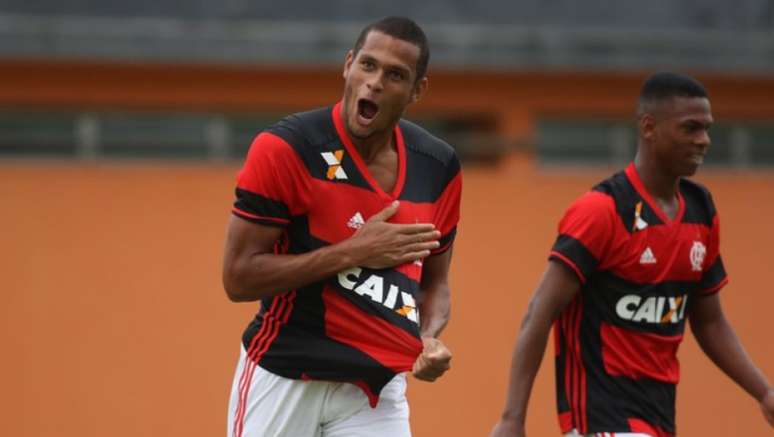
[231, 102, 462, 406]
[549, 164, 728, 437]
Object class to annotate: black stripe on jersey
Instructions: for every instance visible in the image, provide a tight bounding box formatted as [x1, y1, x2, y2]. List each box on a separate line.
[571, 305, 677, 434]
[586, 374, 676, 434]
[554, 321, 571, 414]
[698, 255, 727, 293]
[551, 234, 599, 280]
[242, 281, 326, 364]
[399, 119, 460, 203]
[679, 178, 716, 226]
[234, 188, 290, 222]
[284, 215, 330, 255]
[593, 171, 663, 232]
[261, 328, 397, 397]
[588, 271, 698, 336]
[265, 107, 376, 194]
[329, 266, 421, 335]
[247, 282, 398, 398]
[241, 291, 295, 354]
[282, 214, 421, 334]
[265, 108, 336, 155]
[566, 297, 584, 432]
[330, 286, 420, 336]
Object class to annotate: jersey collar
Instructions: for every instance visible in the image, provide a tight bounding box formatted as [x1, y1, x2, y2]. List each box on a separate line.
[331, 101, 406, 200]
[625, 163, 685, 225]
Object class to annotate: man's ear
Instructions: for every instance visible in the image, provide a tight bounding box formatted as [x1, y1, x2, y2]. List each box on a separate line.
[411, 77, 428, 104]
[640, 113, 656, 143]
[343, 50, 354, 79]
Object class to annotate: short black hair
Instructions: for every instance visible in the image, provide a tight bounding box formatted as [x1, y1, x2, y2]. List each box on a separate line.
[352, 16, 430, 81]
[638, 72, 709, 115]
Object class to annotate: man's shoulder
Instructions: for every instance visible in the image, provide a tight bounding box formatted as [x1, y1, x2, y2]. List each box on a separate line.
[399, 118, 457, 169]
[591, 170, 633, 200]
[560, 170, 631, 229]
[264, 106, 337, 152]
[679, 177, 714, 202]
[564, 170, 629, 214]
[680, 177, 717, 224]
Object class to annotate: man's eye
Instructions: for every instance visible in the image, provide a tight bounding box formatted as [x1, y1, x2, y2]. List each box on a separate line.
[389, 71, 405, 81]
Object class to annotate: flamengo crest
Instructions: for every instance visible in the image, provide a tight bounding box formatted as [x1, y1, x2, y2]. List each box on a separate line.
[690, 241, 707, 272]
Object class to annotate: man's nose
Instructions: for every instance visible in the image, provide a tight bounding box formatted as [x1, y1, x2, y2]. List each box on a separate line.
[366, 72, 384, 92]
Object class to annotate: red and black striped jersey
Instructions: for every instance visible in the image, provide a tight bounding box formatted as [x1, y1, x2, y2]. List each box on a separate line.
[231, 102, 462, 406]
[549, 163, 727, 437]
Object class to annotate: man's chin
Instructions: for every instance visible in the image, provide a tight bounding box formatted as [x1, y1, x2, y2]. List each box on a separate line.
[346, 122, 373, 140]
[680, 163, 700, 177]
[349, 129, 371, 140]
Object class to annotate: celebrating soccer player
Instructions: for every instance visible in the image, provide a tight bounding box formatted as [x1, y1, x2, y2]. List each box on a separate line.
[490, 72, 774, 437]
[222, 16, 461, 437]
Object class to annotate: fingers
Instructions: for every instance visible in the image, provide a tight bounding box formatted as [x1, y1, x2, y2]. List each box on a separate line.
[397, 230, 440, 247]
[397, 223, 437, 234]
[410, 229, 442, 242]
[426, 347, 452, 363]
[412, 340, 452, 382]
[395, 233, 442, 263]
[368, 200, 400, 223]
[412, 357, 451, 381]
[405, 240, 441, 253]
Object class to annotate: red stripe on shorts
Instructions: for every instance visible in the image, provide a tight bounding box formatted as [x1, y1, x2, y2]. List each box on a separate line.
[233, 293, 295, 437]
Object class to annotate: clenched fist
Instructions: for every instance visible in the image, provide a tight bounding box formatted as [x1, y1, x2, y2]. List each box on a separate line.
[412, 337, 452, 382]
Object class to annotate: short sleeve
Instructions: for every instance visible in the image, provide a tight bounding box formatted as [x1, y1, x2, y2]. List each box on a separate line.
[697, 212, 728, 295]
[431, 155, 462, 254]
[548, 191, 616, 283]
[232, 132, 309, 227]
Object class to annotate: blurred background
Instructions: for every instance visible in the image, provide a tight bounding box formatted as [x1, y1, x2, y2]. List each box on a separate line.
[2, 1, 773, 436]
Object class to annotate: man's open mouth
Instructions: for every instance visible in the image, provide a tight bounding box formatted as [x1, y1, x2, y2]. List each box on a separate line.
[358, 98, 379, 121]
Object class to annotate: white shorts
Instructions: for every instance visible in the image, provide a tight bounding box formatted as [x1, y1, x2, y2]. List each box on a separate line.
[564, 430, 653, 437]
[227, 345, 411, 437]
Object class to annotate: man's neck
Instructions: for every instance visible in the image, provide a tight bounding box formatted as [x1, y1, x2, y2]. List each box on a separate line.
[633, 153, 680, 203]
[351, 130, 395, 164]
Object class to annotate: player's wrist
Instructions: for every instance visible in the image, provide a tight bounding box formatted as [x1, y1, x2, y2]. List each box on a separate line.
[498, 409, 525, 425]
[329, 238, 364, 270]
[760, 386, 774, 402]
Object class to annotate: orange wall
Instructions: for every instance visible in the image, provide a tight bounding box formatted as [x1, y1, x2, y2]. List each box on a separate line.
[2, 158, 773, 436]
[3, 60, 774, 144]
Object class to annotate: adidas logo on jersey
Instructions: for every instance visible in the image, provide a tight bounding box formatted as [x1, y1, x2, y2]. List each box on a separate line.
[347, 212, 365, 230]
[616, 294, 688, 324]
[639, 247, 657, 264]
[337, 267, 419, 324]
[321, 150, 348, 180]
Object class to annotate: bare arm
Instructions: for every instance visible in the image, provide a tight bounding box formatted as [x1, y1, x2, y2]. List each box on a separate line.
[490, 261, 582, 437]
[689, 293, 774, 427]
[222, 201, 441, 302]
[418, 246, 453, 338]
[412, 247, 454, 381]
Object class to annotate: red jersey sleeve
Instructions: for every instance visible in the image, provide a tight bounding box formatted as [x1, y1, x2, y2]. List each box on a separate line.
[697, 212, 728, 295]
[232, 132, 310, 227]
[549, 191, 617, 283]
[431, 158, 462, 254]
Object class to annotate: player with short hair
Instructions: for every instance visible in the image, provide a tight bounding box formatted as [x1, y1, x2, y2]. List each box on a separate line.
[490, 72, 774, 437]
[222, 16, 461, 437]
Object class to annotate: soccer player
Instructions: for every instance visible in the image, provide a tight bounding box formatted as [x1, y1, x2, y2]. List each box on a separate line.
[221, 17, 461, 437]
[490, 72, 774, 437]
